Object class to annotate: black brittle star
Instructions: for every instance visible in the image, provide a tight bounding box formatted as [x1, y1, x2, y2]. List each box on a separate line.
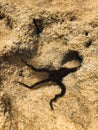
[17, 60, 81, 110]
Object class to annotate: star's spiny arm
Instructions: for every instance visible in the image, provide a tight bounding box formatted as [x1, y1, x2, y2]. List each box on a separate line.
[59, 65, 81, 75]
[67, 65, 81, 73]
[50, 81, 66, 110]
[22, 59, 49, 73]
[17, 78, 50, 89]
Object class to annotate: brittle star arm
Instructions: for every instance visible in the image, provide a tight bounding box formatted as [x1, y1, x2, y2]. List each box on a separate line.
[22, 60, 49, 73]
[50, 81, 66, 110]
[17, 78, 50, 89]
[67, 65, 81, 73]
[59, 65, 81, 75]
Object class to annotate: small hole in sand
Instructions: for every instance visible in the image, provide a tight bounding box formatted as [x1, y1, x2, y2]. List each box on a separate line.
[85, 39, 92, 48]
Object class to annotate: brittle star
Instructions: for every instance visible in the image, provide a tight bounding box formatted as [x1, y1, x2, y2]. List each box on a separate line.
[17, 60, 81, 110]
